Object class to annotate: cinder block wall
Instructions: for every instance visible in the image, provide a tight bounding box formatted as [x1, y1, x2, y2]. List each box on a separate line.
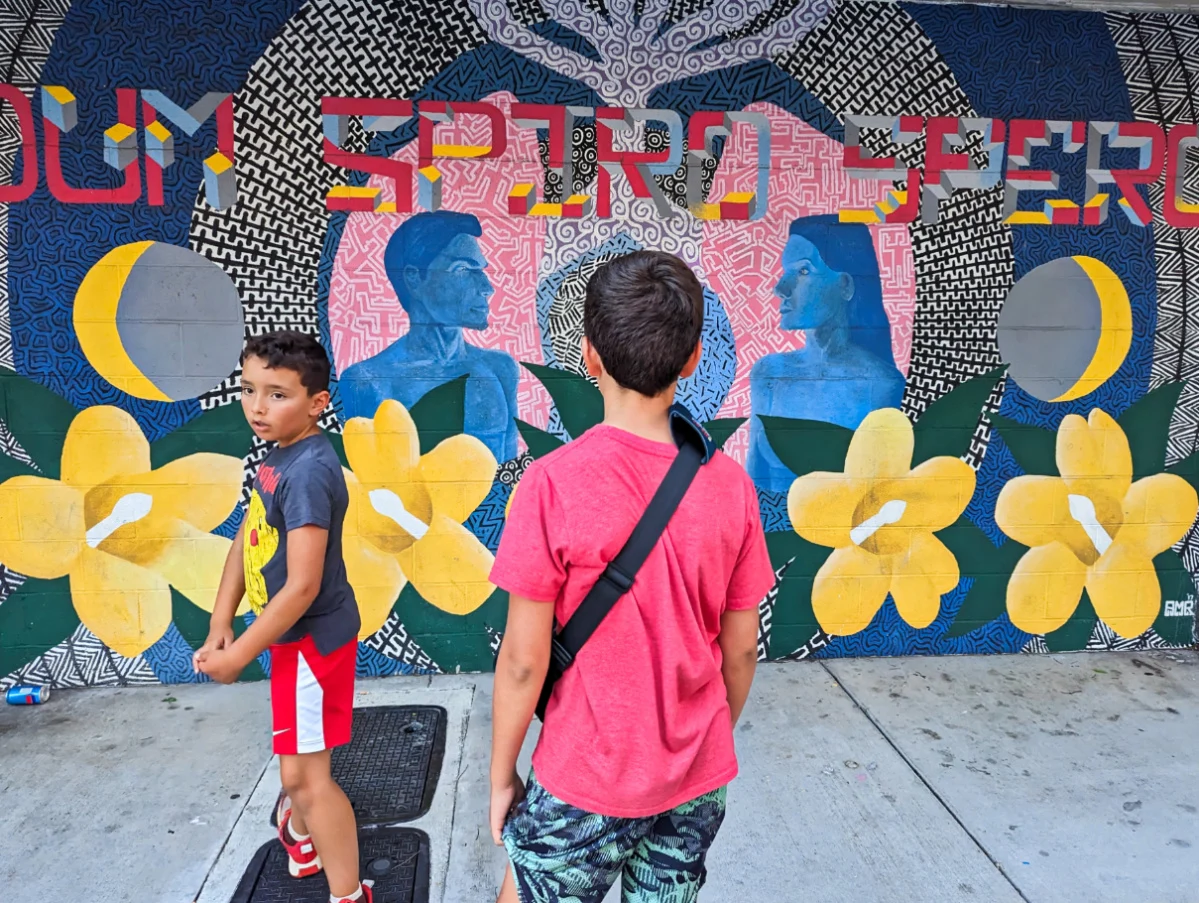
[1, 0, 1196, 689]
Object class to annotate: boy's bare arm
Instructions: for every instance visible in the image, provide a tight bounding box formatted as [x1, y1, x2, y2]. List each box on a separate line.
[193, 523, 246, 671]
[719, 607, 759, 727]
[211, 522, 247, 627]
[233, 524, 328, 660]
[199, 525, 327, 683]
[489, 594, 553, 843]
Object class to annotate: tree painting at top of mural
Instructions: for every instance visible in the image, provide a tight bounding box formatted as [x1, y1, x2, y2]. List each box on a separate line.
[3, 0, 1199, 690]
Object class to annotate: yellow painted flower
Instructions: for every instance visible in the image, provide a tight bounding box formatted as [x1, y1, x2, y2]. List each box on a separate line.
[0, 406, 244, 656]
[342, 400, 498, 636]
[787, 408, 976, 636]
[995, 408, 1198, 638]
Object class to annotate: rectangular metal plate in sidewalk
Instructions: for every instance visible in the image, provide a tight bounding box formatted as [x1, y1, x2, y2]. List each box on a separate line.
[271, 705, 447, 826]
[231, 828, 429, 903]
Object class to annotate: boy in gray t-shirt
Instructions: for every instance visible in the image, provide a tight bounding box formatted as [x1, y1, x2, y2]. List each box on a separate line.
[195, 331, 371, 903]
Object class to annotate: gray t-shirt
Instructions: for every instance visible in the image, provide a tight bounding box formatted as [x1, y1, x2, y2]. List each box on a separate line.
[243, 432, 360, 655]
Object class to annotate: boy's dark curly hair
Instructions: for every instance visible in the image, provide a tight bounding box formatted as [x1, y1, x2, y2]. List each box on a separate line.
[240, 330, 331, 395]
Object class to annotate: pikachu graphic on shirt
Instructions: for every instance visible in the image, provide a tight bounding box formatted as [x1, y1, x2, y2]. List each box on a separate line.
[243, 489, 279, 615]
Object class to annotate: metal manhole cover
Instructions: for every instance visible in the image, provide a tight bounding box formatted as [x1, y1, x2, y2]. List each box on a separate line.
[271, 705, 447, 826]
[231, 828, 429, 903]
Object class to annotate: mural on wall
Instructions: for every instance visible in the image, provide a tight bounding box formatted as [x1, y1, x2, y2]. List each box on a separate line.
[4, 0, 1199, 688]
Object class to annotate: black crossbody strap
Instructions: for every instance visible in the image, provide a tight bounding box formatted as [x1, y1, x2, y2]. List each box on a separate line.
[554, 439, 703, 660]
[533, 404, 713, 720]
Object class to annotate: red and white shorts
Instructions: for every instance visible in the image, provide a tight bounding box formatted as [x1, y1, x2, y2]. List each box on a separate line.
[270, 635, 356, 756]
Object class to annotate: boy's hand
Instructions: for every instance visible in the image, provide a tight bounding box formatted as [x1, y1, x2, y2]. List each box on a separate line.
[489, 771, 526, 845]
[193, 623, 235, 673]
[196, 646, 246, 685]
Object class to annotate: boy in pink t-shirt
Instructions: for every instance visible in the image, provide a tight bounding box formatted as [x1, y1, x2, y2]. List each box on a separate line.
[489, 251, 775, 903]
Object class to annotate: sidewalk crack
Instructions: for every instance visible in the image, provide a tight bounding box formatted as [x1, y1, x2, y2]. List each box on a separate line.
[820, 661, 1031, 903]
[192, 754, 271, 902]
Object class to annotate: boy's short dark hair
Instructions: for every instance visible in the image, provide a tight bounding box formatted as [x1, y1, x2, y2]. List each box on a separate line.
[584, 251, 704, 397]
[240, 330, 331, 395]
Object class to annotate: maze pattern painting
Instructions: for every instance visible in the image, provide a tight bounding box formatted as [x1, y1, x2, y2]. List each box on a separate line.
[2, 0, 1199, 687]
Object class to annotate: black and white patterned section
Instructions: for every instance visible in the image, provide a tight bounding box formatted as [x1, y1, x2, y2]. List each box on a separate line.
[0, 563, 25, 609]
[497, 452, 533, 487]
[549, 246, 625, 375]
[777, 1, 1013, 442]
[1107, 14, 1199, 610]
[0, 624, 160, 691]
[486, 624, 504, 656]
[363, 611, 442, 673]
[538, 124, 599, 204]
[0, 417, 29, 462]
[190, 0, 487, 411]
[0, 0, 71, 369]
[755, 561, 784, 660]
[1020, 636, 1049, 654]
[1087, 620, 1172, 652]
[1020, 621, 1173, 655]
[1107, 15, 1199, 456]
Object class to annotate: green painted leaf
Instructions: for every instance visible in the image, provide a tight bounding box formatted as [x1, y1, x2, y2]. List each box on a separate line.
[703, 418, 745, 451]
[759, 416, 855, 479]
[764, 530, 831, 658]
[149, 402, 254, 469]
[0, 453, 38, 482]
[515, 419, 566, 459]
[0, 576, 80, 677]
[939, 517, 1026, 638]
[171, 589, 266, 682]
[170, 587, 214, 647]
[1152, 549, 1196, 646]
[1118, 382, 1186, 481]
[409, 375, 467, 454]
[1044, 590, 1097, 652]
[522, 363, 604, 441]
[399, 584, 509, 673]
[1167, 450, 1199, 493]
[912, 366, 1007, 465]
[324, 429, 350, 469]
[988, 413, 1058, 476]
[0, 367, 79, 480]
[764, 529, 830, 575]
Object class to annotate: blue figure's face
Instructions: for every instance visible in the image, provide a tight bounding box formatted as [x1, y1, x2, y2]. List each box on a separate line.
[409, 234, 495, 330]
[774, 235, 852, 331]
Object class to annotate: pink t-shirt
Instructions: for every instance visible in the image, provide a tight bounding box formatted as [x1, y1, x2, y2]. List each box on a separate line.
[490, 425, 775, 818]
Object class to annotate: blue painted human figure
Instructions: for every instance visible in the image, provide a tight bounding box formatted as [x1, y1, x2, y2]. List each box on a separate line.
[339, 211, 519, 461]
[747, 215, 905, 492]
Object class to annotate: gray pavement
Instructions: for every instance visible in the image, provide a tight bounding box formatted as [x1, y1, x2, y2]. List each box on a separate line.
[1, 651, 1196, 902]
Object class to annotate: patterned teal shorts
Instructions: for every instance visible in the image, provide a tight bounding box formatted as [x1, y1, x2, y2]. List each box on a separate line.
[502, 771, 727, 903]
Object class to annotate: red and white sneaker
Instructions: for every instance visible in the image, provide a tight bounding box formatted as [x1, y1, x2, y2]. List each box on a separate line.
[275, 793, 323, 878]
[331, 880, 374, 903]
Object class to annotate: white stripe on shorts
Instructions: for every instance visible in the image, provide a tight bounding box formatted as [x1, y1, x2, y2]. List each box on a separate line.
[294, 650, 326, 753]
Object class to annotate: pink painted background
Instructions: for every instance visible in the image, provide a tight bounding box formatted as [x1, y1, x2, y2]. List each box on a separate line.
[328, 91, 554, 432]
[702, 102, 916, 462]
[328, 97, 916, 464]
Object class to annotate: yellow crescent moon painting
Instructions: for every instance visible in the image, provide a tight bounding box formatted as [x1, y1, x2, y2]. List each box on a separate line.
[996, 255, 1133, 403]
[73, 241, 245, 402]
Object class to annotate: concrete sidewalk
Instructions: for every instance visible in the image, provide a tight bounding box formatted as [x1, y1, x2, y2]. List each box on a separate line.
[1, 651, 1196, 902]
